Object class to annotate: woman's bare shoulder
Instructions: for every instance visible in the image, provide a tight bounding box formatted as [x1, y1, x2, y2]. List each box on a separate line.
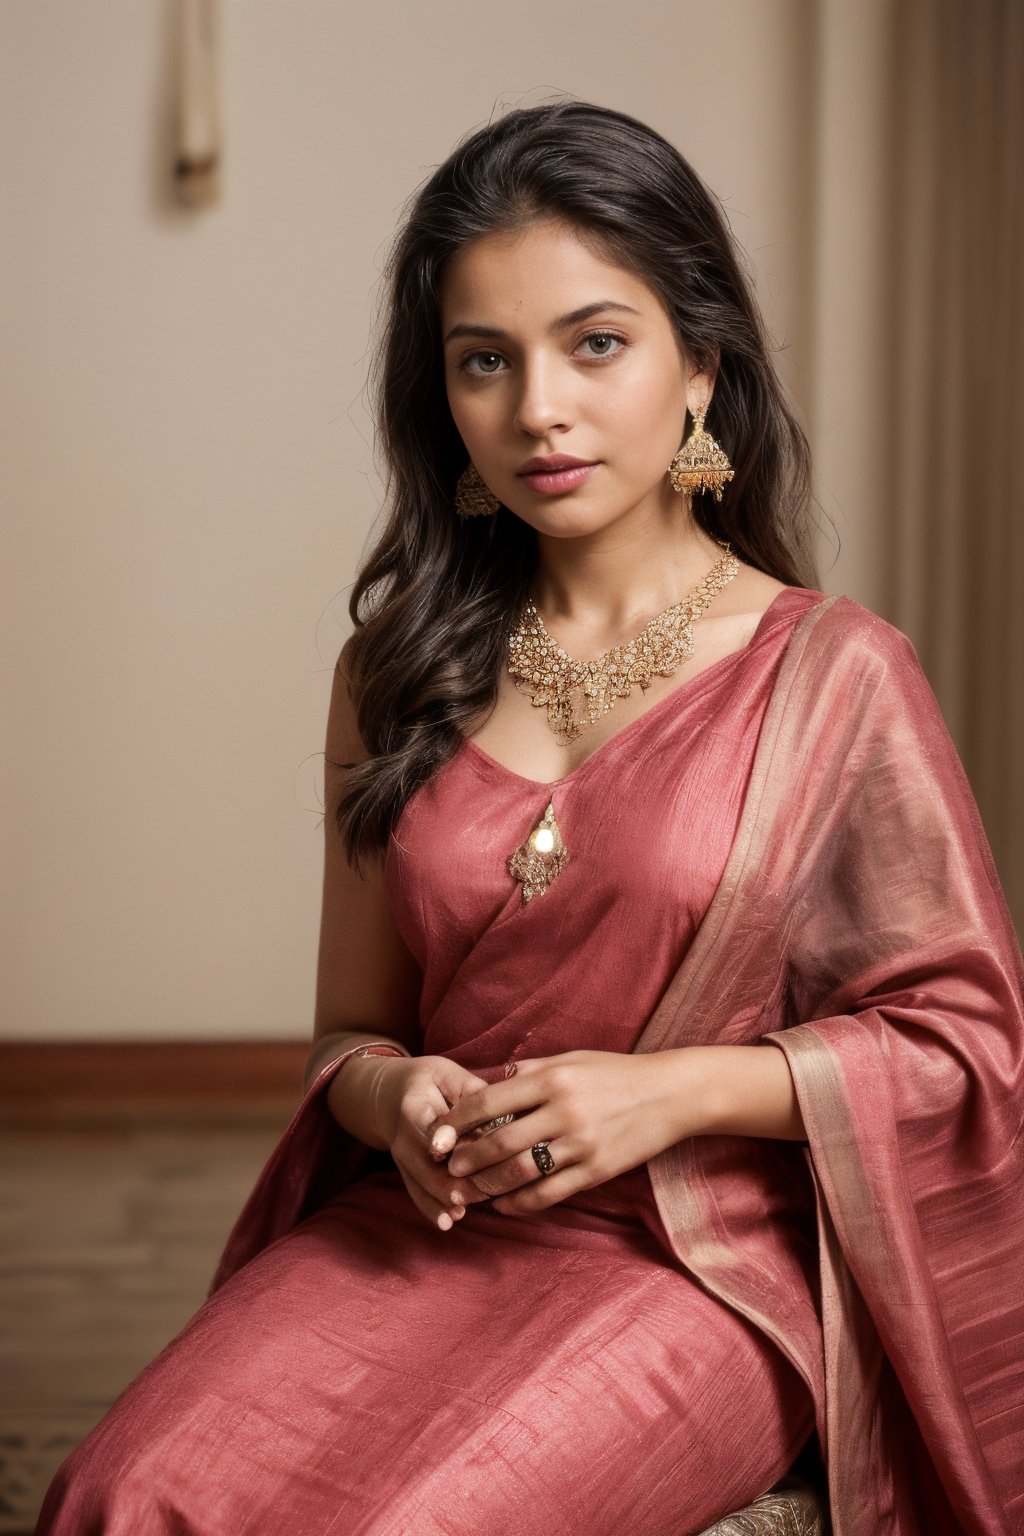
[704, 563, 790, 648]
[326, 636, 369, 766]
[733, 565, 789, 611]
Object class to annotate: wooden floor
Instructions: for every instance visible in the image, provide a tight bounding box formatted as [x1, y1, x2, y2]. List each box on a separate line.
[0, 1104, 291, 1533]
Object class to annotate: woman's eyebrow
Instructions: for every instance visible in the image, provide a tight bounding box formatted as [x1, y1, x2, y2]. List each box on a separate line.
[442, 300, 640, 345]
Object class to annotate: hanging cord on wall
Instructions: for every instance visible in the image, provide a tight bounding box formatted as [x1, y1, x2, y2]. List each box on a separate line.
[175, 0, 222, 207]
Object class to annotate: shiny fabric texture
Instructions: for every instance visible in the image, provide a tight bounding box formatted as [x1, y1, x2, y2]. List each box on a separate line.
[37, 589, 1024, 1534]
[634, 593, 1024, 1534]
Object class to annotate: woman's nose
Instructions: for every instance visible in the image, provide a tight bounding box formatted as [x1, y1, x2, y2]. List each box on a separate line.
[512, 360, 570, 438]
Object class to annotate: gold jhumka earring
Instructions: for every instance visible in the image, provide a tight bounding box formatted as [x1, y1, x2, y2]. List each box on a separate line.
[454, 463, 501, 518]
[668, 404, 735, 502]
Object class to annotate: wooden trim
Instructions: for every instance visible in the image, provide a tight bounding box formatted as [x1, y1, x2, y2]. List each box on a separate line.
[0, 1041, 309, 1103]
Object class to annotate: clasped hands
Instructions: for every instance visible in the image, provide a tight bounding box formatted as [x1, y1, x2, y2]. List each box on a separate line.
[351, 1047, 705, 1232]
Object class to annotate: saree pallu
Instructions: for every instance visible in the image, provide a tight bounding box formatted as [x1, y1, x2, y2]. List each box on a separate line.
[636, 594, 1024, 1533]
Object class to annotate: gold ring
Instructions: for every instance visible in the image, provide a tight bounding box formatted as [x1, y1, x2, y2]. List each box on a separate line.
[474, 1113, 515, 1137]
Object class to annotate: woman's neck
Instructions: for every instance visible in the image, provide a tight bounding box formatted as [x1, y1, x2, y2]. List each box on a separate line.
[529, 510, 728, 640]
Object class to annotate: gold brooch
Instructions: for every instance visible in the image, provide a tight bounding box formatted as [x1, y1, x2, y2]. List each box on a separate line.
[507, 801, 568, 904]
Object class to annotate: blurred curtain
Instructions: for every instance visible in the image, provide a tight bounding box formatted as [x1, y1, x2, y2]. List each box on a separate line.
[886, 0, 1023, 937]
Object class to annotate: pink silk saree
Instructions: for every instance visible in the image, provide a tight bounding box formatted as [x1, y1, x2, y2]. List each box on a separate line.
[212, 592, 1024, 1534]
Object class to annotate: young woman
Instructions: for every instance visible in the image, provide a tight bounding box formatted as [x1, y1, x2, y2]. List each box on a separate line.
[38, 100, 1024, 1536]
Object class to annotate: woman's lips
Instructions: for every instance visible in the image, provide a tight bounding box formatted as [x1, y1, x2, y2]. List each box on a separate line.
[518, 463, 598, 495]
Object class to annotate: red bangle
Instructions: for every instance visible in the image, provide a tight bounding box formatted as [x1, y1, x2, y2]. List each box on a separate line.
[335, 1042, 409, 1071]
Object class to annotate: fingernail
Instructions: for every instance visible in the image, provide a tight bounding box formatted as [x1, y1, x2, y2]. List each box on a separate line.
[431, 1126, 457, 1155]
[447, 1158, 466, 1177]
[437, 1212, 453, 1232]
[450, 1189, 465, 1206]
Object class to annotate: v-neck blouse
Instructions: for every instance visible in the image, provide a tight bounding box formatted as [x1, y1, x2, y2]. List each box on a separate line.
[460, 582, 796, 792]
[384, 585, 826, 1065]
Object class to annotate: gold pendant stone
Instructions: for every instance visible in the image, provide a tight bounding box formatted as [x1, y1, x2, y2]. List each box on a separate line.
[508, 801, 568, 904]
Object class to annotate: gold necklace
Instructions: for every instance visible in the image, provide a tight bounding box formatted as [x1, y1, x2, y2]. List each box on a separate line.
[507, 541, 740, 743]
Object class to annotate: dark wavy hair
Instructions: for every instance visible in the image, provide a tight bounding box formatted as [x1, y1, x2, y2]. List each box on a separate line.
[334, 98, 822, 870]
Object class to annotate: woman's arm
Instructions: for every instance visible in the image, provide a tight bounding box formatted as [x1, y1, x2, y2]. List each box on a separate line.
[309, 646, 489, 1226]
[309, 647, 423, 1083]
[667, 1042, 807, 1141]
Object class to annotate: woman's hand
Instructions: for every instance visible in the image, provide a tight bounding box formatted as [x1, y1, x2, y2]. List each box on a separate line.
[327, 1053, 492, 1231]
[426, 1049, 710, 1216]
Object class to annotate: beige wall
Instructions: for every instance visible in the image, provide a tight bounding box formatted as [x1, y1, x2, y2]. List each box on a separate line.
[5, 0, 893, 1041]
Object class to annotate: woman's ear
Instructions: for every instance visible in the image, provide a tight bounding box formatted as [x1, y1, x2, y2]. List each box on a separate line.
[683, 350, 719, 418]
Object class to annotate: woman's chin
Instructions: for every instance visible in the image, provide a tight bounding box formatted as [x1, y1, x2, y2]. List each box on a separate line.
[511, 508, 617, 541]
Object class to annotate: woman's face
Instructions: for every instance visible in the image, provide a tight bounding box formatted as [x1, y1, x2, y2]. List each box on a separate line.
[440, 217, 714, 540]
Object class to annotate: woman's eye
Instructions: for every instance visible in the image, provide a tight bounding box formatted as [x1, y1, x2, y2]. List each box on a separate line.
[578, 331, 626, 360]
[458, 333, 625, 376]
[462, 351, 506, 376]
